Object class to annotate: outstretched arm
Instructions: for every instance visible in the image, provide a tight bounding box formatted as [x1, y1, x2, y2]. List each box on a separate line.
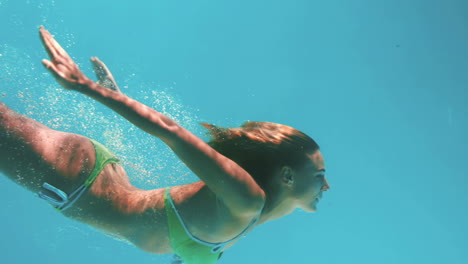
[39, 26, 265, 216]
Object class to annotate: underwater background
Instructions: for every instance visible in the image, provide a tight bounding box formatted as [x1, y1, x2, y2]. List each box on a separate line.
[1, 0, 467, 263]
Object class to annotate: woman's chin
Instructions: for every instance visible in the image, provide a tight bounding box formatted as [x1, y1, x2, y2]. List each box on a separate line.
[301, 203, 317, 213]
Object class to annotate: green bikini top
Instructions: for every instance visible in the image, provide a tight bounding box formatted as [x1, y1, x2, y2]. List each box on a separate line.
[164, 187, 259, 264]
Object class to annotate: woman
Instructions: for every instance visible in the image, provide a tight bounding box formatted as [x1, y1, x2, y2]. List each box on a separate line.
[0, 26, 330, 264]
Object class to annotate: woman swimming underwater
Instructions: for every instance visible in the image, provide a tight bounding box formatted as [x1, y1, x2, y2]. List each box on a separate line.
[0, 27, 330, 264]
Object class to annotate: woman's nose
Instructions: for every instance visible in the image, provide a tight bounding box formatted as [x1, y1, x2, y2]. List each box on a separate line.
[321, 177, 330, 191]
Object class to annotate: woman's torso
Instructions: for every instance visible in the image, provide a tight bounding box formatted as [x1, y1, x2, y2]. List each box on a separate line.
[62, 163, 259, 254]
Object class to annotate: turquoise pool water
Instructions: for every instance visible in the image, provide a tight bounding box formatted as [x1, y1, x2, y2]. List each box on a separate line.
[1, 1, 467, 263]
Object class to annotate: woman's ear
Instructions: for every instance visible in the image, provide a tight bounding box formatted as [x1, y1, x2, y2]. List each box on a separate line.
[281, 166, 294, 186]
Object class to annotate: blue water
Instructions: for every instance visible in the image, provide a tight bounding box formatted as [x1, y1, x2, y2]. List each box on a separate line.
[1, 1, 467, 263]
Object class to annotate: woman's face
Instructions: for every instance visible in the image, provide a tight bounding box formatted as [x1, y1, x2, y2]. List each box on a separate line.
[292, 150, 330, 212]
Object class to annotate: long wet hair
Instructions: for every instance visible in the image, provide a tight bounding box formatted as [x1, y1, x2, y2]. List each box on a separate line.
[202, 121, 320, 189]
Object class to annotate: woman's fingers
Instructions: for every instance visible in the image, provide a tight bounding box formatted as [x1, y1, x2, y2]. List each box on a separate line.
[39, 26, 72, 63]
[41, 58, 63, 78]
[91, 57, 121, 92]
[39, 26, 54, 60]
[41, 59, 74, 89]
[91, 57, 108, 80]
[39, 26, 89, 91]
[91, 57, 115, 82]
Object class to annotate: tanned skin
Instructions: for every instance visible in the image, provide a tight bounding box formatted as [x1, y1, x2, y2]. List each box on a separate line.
[0, 27, 330, 255]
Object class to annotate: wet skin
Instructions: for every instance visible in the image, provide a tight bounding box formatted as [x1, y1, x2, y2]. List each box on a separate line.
[0, 26, 331, 256]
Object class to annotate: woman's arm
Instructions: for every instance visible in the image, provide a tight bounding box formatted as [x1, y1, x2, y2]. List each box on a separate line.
[39, 27, 265, 216]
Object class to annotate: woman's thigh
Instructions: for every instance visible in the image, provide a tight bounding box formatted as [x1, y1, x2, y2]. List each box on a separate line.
[0, 102, 96, 193]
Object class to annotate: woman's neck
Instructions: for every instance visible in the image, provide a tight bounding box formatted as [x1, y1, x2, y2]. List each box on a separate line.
[257, 190, 296, 224]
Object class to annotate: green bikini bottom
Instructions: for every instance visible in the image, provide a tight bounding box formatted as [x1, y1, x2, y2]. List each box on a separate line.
[38, 138, 120, 211]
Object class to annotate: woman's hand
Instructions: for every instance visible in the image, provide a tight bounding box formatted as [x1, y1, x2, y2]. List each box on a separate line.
[39, 26, 91, 91]
[91, 57, 121, 93]
[40, 26, 121, 93]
